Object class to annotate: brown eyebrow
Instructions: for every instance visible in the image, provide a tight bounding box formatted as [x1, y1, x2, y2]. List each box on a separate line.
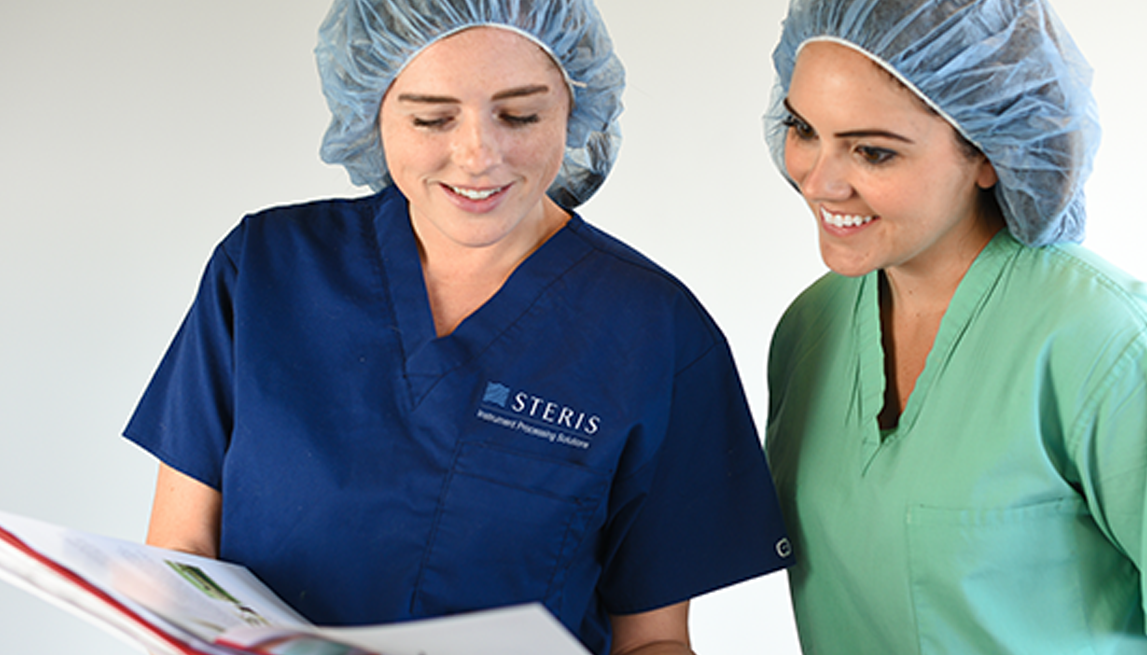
[397, 84, 551, 105]
[492, 84, 550, 101]
[836, 129, 914, 143]
[782, 98, 802, 119]
[783, 97, 915, 144]
[396, 93, 457, 104]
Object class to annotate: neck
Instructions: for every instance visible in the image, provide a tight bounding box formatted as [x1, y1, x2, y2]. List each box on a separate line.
[416, 197, 568, 276]
[882, 222, 1001, 319]
[414, 197, 569, 337]
[876, 220, 1001, 429]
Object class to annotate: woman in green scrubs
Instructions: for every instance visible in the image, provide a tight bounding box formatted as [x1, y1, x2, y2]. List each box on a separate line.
[762, 0, 1147, 652]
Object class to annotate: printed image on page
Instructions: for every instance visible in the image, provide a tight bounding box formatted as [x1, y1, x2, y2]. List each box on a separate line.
[0, 511, 590, 655]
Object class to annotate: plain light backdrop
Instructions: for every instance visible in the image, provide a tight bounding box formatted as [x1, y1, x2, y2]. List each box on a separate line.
[1, 1, 1142, 653]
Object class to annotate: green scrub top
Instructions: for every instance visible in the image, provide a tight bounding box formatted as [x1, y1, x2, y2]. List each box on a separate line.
[766, 232, 1147, 654]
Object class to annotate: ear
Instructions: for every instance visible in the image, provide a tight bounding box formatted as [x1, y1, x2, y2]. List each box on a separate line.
[976, 159, 998, 190]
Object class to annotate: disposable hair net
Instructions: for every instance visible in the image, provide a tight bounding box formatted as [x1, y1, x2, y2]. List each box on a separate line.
[315, 0, 625, 208]
[764, 0, 1100, 247]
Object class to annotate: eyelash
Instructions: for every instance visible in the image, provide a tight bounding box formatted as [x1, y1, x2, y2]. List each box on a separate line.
[857, 146, 896, 166]
[781, 114, 815, 141]
[783, 114, 898, 166]
[412, 117, 450, 129]
[411, 113, 541, 130]
[501, 112, 540, 127]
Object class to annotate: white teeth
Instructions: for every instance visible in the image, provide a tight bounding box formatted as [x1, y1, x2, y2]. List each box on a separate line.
[821, 207, 875, 228]
[449, 185, 505, 200]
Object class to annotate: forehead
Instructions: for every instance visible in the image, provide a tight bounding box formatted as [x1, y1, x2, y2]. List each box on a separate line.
[787, 41, 946, 131]
[790, 41, 916, 105]
[391, 26, 566, 92]
[790, 39, 975, 142]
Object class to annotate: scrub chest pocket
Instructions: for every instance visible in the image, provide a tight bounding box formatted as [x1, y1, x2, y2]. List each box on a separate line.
[412, 441, 611, 614]
[906, 497, 1137, 654]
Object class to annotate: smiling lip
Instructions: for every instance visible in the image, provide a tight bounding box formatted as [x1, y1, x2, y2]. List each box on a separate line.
[443, 183, 510, 201]
[820, 207, 878, 230]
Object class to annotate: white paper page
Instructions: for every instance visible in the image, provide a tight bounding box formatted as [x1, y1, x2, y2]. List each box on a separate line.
[0, 510, 310, 648]
[317, 604, 591, 655]
[2, 511, 589, 655]
[0, 544, 201, 655]
[0, 529, 246, 655]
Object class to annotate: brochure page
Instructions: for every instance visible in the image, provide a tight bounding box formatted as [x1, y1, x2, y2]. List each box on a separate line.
[0, 509, 310, 654]
[0, 510, 590, 655]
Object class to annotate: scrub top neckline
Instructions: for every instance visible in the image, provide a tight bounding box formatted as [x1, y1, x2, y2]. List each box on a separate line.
[857, 231, 1022, 470]
[372, 188, 592, 404]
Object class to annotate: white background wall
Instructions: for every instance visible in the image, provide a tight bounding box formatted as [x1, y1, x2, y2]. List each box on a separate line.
[0, 1, 1142, 653]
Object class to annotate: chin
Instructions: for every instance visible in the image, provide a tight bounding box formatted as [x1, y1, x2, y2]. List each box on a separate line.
[827, 265, 874, 279]
[820, 245, 877, 279]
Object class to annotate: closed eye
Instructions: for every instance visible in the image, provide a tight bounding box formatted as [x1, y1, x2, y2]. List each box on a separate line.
[412, 116, 452, 129]
[500, 113, 540, 127]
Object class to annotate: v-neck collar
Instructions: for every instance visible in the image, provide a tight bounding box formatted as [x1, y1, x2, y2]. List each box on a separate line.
[856, 231, 1022, 472]
[371, 188, 592, 405]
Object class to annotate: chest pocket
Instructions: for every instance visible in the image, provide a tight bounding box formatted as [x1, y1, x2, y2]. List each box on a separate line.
[906, 497, 1137, 654]
[412, 441, 610, 616]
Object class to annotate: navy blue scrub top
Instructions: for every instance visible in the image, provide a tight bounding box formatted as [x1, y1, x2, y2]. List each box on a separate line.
[125, 187, 790, 654]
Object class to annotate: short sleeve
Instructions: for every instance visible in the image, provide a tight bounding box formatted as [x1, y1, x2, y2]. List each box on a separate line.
[122, 229, 242, 490]
[597, 337, 792, 614]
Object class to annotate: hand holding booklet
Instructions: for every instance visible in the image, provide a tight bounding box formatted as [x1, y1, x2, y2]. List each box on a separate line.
[0, 509, 589, 655]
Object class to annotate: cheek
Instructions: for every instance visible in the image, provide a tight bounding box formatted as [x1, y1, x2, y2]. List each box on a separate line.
[783, 137, 813, 185]
[912, 167, 977, 215]
[542, 125, 568, 172]
[506, 122, 567, 178]
[380, 127, 440, 178]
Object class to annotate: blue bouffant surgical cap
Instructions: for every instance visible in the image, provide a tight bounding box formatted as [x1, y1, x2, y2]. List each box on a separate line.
[764, 0, 1100, 247]
[315, 0, 625, 208]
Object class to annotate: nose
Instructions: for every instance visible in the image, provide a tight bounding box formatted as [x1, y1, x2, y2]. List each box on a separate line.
[451, 114, 502, 175]
[791, 148, 851, 203]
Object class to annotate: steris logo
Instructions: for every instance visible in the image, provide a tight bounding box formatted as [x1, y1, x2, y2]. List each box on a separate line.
[483, 382, 512, 408]
[476, 381, 601, 450]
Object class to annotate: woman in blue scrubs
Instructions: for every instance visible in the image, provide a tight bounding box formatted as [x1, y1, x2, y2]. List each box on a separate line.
[763, 0, 1147, 652]
[125, 1, 791, 653]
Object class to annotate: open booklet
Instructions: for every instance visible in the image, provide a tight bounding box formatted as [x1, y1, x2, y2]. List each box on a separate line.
[0, 509, 589, 655]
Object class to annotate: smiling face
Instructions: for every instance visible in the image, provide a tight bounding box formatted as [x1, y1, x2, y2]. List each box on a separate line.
[380, 26, 571, 255]
[783, 41, 999, 280]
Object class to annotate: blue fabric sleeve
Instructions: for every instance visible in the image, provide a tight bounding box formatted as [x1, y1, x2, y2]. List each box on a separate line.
[598, 334, 791, 614]
[123, 226, 243, 489]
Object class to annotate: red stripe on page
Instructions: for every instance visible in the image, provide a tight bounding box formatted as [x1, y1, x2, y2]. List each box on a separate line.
[0, 524, 216, 655]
